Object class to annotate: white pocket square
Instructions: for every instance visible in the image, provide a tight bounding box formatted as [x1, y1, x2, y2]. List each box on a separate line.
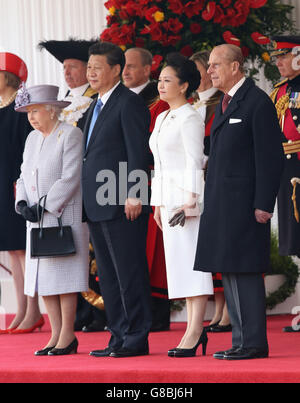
[229, 118, 242, 124]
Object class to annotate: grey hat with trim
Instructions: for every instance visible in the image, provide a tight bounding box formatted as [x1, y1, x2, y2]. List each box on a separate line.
[15, 84, 71, 112]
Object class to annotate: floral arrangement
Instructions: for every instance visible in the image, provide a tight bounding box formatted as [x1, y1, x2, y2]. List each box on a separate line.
[100, 0, 295, 82]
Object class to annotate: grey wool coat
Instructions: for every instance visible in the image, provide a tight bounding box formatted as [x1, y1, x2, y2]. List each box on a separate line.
[16, 122, 89, 297]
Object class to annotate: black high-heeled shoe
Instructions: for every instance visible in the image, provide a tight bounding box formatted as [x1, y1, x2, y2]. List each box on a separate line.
[171, 329, 208, 358]
[48, 338, 78, 356]
[167, 347, 179, 357]
[204, 320, 220, 332]
[34, 346, 56, 356]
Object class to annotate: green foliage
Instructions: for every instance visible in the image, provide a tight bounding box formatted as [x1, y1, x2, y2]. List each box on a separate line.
[266, 231, 300, 310]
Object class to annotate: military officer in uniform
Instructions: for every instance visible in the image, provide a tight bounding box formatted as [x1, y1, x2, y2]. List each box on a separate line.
[39, 39, 107, 332]
[270, 36, 300, 333]
[38, 39, 98, 131]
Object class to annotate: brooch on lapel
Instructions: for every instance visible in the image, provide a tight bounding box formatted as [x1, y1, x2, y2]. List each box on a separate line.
[57, 129, 63, 139]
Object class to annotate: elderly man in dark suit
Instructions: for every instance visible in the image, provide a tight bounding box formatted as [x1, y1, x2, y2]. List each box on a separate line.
[194, 44, 284, 360]
[82, 42, 152, 358]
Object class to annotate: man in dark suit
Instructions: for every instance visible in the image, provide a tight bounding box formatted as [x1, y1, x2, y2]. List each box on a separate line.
[194, 44, 284, 360]
[123, 47, 171, 332]
[82, 41, 152, 358]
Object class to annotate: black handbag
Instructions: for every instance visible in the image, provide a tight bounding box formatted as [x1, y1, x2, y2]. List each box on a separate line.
[30, 195, 76, 259]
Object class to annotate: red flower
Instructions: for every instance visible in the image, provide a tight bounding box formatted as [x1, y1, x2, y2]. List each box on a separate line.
[221, 0, 232, 6]
[141, 22, 164, 42]
[251, 32, 270, 45]
[144, 6, 161, 23]
[139, 0, 160, 4]
[190, 23, 202, 34]
[163, 18, 183, 34]
[151, 55, 163, 72]
[168, 0, 184, 15]
[250, 0, 267, 8]
[106, 14, 117, 25]
[135, 37, 145, 47]
[104, 0, 127, 10]
[223, 30, 241, 47]
[184, 1, 205, 18]
[213, 5, 225, 24]
[232, 0, 251, 27]
[100, 23, 121, 44]
[120, 1, 139, 18]
[118, 23, 136, 45]
[180, 45, 194, 57]
[241, 46, 250, 58]
[202, 2, 216, 21]
[162, 35, 182, 47]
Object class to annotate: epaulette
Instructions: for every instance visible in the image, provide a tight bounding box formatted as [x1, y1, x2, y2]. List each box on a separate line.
[270, 79, 288, 103]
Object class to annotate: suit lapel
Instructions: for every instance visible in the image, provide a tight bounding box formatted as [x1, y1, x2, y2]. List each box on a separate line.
[84, 83, 124, 155]
[211, 78, 254, 134]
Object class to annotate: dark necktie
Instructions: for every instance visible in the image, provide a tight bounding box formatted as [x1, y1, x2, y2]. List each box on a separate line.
[222, 94, 232, 113]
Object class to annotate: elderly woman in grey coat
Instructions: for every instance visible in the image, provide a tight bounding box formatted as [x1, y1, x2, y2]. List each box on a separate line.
[15, 85, 89, 356]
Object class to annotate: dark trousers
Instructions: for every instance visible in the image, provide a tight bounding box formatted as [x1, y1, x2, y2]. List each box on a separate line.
[88, 214, 152, 351]
[222, 273, 268, 350]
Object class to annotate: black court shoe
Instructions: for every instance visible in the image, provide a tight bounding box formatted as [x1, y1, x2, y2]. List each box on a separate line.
[48, 338, 78, 356]
[34, 346, 56, 356]
[171, 329, 208, 358]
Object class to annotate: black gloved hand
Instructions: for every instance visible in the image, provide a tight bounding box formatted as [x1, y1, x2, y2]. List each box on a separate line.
[17, 201, 42, 223]
[168, 210, 186, 227]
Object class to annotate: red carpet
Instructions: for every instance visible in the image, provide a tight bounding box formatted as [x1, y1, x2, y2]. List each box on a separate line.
[0, 315, 299, 383]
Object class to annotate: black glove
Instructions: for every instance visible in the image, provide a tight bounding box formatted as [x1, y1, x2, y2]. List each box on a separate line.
[17, 201, 42, 223]
[168, 210, 186, 227]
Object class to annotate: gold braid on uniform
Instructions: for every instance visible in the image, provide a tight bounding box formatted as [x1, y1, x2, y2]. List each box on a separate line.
[270, 79, 290, 128]
[291, 178, 300, 223]
[81, 289, 105, 310]
[81, 243, 105, 310]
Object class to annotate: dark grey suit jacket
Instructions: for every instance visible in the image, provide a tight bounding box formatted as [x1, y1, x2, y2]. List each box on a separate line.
[82, 82, 151, 222]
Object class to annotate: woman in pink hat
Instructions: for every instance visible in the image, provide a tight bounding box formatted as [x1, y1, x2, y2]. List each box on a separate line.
[0, 53, 43, 335]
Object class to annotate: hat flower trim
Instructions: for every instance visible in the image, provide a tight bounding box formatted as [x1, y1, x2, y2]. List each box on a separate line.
[15, 83, 31, 110]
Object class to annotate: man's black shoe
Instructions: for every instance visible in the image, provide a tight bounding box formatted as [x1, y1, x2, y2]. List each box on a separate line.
[89, 347, 116, 357]
[213, 347, 240, 359]
[224, 347, 269, 360]
[110, 347, 149, 358]
[283, 325, 300, 333]
[82, 320, 106, 332]
[210, 324, 232, 333]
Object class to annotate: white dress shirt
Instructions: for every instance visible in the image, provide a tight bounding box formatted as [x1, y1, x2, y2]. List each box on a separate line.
[99, 81, 121, 105]
[129, 80, 150, 94]
[68, 83, 90, 97]
[228, 77, 246, 98]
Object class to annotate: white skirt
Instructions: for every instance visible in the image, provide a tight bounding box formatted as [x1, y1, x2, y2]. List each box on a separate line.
[160, 207, 213, 299]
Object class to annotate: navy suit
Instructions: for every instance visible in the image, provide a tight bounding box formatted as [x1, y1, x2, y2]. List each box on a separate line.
[194, 78, 284, 350]
[82, 82, 152, 351]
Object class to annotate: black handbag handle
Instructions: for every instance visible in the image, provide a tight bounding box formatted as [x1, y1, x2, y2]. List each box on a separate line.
[37, 195, 64, 239]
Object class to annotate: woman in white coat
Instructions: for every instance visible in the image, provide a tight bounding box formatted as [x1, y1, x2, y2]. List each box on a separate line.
[15, 85, 89, 356]
[149, 53, 213, 357]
